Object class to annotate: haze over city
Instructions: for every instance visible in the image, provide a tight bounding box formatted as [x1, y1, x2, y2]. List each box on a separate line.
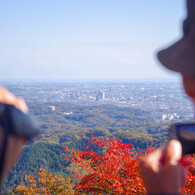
[0, 0, 185, 81]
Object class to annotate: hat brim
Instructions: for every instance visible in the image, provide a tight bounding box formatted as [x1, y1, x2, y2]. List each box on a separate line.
[157, 37, 195, 77]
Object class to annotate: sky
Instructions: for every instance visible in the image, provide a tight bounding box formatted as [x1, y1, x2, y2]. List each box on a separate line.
[0, 0, 186, 81]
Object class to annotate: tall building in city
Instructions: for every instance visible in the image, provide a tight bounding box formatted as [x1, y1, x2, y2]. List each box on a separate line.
[96, 90, 105, 101]
[71, 91, 81, 100]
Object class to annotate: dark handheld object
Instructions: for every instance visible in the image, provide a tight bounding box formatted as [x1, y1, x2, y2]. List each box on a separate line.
[0, 103, 40, 181]
[169, 123, 195, 155]
[0, 104, 40, 139]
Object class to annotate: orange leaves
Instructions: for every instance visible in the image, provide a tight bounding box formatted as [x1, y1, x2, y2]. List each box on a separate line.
[10, 168, 74, 195]
[64, 146, 70, 152]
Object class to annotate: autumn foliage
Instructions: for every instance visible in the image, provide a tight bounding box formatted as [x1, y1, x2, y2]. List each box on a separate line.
[10, 168, 74, 195]
[11, 136, 195, 194]
[64, 135, 152, 194]
[181, 154, 195, 194]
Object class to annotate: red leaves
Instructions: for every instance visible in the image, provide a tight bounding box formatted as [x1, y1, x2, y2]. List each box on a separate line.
[65, 146, 70, 152]
[181, 154, 195, 194]
[64, 135, 146, 194]
[64, 136, 195, 194]
[11, 135, 195, 194]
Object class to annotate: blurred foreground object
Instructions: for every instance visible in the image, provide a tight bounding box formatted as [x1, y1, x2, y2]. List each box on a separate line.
[169, 123, 195, 155]
[158, 0, 195, 77]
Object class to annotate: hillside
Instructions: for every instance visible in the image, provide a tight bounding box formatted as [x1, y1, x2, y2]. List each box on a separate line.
[2, 102, 169, 191]
[28, 102, 168, 144]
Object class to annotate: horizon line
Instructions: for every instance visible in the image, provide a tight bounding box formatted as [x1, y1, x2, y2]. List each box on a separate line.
[0, 78, 180, 83]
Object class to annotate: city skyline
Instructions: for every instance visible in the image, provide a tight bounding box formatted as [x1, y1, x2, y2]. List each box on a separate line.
[0, 0, 185, 80]
[4, 80, 193, 121]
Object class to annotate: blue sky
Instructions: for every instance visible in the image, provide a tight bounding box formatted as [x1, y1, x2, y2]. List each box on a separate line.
[0, 0, 185, 80]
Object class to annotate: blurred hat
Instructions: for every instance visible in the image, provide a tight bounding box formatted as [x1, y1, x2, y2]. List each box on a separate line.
[157, 0, 195, 77]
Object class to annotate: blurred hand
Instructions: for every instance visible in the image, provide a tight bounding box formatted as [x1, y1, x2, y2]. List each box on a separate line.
[140, 140, 185, 194]
[0, 86, 28, 113]
[0, 86, 28, 180]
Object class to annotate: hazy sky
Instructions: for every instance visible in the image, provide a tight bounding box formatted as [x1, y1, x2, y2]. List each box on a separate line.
[0, 0, 186, 80]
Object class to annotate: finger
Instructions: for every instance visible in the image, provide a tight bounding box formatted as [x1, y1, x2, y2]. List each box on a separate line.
[181, 169, 187, 188]
[165, 140, 182, 166]
[0, 86, 28, 113]
[140, 147, 164, 173]
[0, 86, 17, 105]
[16, 98, 28, 114]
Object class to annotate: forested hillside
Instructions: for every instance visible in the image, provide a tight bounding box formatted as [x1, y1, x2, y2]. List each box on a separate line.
[28, 102, 168, 144]
[2, 102, 169, 191]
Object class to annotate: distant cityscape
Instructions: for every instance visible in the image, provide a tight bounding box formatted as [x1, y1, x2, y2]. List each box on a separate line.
[1, 80, 194, 122]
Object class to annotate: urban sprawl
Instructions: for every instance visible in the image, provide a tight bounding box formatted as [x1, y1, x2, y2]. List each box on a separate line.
[2, 80, 194, 122]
